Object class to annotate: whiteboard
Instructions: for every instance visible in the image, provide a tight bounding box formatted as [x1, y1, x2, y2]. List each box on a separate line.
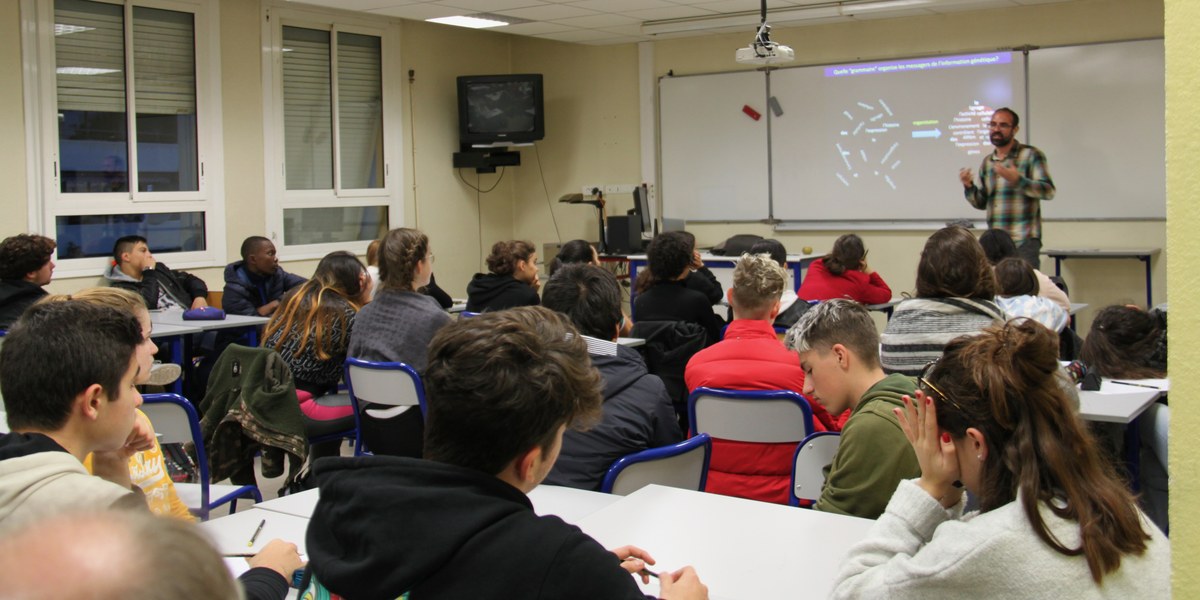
[660, 71, 769, 221]
[1028, 39, 1164, 219]
[658, 39, 1165, 223]
[771, 52, 1024, 221]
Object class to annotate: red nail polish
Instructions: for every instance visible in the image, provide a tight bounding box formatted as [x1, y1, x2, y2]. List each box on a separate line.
[941, 433, 950, 443]
[926, 396, 933, 406]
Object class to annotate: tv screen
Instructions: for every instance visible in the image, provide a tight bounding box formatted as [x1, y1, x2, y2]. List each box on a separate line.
[457, 74, 545, 146]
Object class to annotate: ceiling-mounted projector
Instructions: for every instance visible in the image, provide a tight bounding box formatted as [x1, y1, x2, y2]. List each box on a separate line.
[736, 1, 795, 66]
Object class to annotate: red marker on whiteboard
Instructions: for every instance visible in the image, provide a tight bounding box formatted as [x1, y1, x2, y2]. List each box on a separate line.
[742, 104, 762, 121]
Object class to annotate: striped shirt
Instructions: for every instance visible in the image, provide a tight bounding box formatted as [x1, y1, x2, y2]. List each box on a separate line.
[965, 141, 1055, 243]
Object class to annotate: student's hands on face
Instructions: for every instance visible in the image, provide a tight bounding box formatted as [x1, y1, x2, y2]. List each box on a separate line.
[690, 251, 703, 271]
[248, 539, 306, 580]
[658, 566, 708, 599]
[257, 300, 281, 317]
[190, 297, 208, 310]
[612, 545, 656, 584]
[895, 390, 962, 508]
[531, 273, 541, 292]
[958, 168, 974, 188]
[859, 259, 873, 275]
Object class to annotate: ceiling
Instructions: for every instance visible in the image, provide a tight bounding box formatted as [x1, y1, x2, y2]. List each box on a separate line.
[285, 0, 1072, 46]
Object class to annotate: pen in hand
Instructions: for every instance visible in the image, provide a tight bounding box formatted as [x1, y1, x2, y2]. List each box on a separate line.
[248, 519, 266, 547]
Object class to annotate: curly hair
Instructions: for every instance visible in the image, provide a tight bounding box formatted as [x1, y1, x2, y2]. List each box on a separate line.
[485, 240, 536, 276]
[0, 234, 56, 280]
[994, 257, 1038, 297]
[927, 319, 1149, 582]
[1080, 305, 1166, 379]
[377, 228, 429, 291]
[916, 226, 996, 300]
[646, 231, 693, 284]
[825, 233, 866, 276]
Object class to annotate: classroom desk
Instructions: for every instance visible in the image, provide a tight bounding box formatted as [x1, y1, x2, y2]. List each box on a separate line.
[575, 484, 874, 599]
[149, 309, 270, 345]
[1043, 248, 1159, 307]
[1078, 379, 1167, 492]
[866, 297, 903, 320]
[627, 252, 821, 317]
[198, 507, 311, 556]
[617, 337, 646, 348]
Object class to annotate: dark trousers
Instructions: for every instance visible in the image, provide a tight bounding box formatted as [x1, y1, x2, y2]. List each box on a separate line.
[1018, 237, 1043, 270]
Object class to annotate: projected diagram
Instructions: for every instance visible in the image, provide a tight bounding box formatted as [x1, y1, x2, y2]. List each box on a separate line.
[835, 99, 994, 191]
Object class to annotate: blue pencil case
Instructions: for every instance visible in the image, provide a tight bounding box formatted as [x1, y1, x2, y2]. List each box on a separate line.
[182, 306, 226, 320]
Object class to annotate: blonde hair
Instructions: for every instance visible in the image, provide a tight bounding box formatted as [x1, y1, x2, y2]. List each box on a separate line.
[40, 287, 147, 318]
[731, 253, 786, 317]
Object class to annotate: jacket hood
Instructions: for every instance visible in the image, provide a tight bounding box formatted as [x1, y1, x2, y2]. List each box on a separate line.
[591, 344, 652, 403]
[307, 456, 532, 597]
[0, 280, 45, 306]
[0, 434, 76, 522]
[855, 373, 917, 416]
[465, 273, 524, 305]
[103, 263, 139, 283]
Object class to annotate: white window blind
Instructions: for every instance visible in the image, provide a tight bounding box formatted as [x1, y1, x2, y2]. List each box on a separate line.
[55, 0, 125, 114]
[283, 25, 333, 190]
[337, 31, 383, 190]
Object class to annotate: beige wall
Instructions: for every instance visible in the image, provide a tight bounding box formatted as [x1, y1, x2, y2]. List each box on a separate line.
[0, 1, 29, 237]
[1166, 0, 1196, 595]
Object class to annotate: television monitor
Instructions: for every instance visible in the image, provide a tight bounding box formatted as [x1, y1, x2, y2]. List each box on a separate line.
[457, 74, 545, 146]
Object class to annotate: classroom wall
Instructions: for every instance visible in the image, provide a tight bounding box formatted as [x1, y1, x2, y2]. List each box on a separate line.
[1165, 0, 1197, 595]
[0, 1, 29, 236]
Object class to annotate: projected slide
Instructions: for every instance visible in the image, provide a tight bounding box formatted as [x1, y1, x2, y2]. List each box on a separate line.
[772, 52, 1023, 220]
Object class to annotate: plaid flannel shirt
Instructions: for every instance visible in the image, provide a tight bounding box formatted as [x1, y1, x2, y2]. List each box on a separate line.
[965, 141, 1055, 243]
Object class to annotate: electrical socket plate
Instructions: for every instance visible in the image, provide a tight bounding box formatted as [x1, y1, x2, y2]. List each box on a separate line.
[581, 185, 602, 197]
[605, 184, 638, 195]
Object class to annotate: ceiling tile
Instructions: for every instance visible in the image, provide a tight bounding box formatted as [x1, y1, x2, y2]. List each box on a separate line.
[596, 23, 651, 36]
[579, 35, 647, 45]
[367, 4, 464, 19]
[496, 3, 601, 20]
[495, 20, 575, 34]
[563, 0, 675, 12]
[551, 13, 641, 28]
[692, 0, 773, 12]
[432, 0, 549, 12]
[625, 5, 719, 20]
[535, 28, 618, 42]
[287, 0, 420, 11]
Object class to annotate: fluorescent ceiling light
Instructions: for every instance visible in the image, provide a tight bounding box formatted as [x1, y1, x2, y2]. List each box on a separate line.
[427, 15, 509, 29]
[643, 5, 840, 35]
[56, 67, 121, 76]
[54, 23, 94, 35]
[842, 0, 931, 15]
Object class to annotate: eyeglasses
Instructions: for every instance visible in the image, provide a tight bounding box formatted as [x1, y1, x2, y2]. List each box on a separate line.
[987, 122, 1014, 130]
[917, 360, 965, 414]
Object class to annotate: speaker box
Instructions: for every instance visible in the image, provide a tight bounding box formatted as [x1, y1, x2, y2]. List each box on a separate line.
[606, 216, 642, 254]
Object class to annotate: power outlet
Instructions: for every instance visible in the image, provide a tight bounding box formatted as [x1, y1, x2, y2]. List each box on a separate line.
[605, 184, 638, 195]
[581, 184, 603, 197]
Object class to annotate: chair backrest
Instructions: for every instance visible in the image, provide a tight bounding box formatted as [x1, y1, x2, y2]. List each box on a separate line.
[343, 358, 428, 455]
[140, 393, 213, 504]
[789, 431, 841, 506]
[687, 387, 814, 442]
[601, 433, 712, 496]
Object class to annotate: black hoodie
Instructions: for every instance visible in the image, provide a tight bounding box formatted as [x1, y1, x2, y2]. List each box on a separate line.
[545, 342, 683, 491]
[465, 273, 539, 313]
[306, 456, 650, 600]
[0, 280, 46, 329]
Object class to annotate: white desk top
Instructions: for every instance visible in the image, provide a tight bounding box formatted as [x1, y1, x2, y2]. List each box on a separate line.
[149, 322, 204, 337]
[575, 484, 874, 599]
[1068, 302, 1088, 315]
[150, 309, 270, 331]
[617, 337, 646, 348]
[255, 484, 619, 525]
[1043, 248, 1160, 258]
[1077, 380, 1165, 424]
[866, 297, 903, 311]
[197, 507, 311, 556]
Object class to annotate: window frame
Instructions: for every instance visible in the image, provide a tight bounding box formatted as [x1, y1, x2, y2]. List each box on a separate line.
[20, 0, 226, 278]
[261, 4, 403, 260]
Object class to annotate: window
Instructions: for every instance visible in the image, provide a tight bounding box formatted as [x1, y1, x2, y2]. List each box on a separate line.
[264, 7, 400, 256]
[23, 0, 222, 275]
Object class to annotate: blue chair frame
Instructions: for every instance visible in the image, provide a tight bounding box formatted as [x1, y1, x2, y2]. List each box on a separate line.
[343, 358, 428, 456]
[687, 387, 814, 441]
[601, 433, 712, 495]
[788, 431, 841, 507]
[140, 393, 262, 520]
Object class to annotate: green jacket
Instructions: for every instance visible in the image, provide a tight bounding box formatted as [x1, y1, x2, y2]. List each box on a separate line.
[814, 373, 921, 519]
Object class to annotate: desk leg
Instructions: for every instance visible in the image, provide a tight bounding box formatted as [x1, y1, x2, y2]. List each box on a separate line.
[1142, 256, 1153, 308]
[168, 336, 184, 396]
[1054, 256, 1063, 278]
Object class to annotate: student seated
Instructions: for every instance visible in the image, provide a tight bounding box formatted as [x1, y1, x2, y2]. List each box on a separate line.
[43, 287, 191, 519]
[833, 320, 1170, 598]
[979, 228, 1070, 312]
[104, 235, 208, 310]
[634, 231, 724, 307]
[747, 238, 806, 328]
[994, 257, 1068, 332]
[540, 264, 683, 491]
[263, 251, 371, 459]
[634, 231, 725, 347]
[0, 509, 303, 600]
[550, 239, 633, 336]
[684, 253, 839, 505]
[306, 307, 708, 599]
[786, 299, 920, 519]
[466, 240, 541, 312]
[0, 234, 55, 329]
[797, 233, 892, 305]
[880, 226, 1005, 375]
[223, 236, 307, 317]
[347, 227, 451, 457]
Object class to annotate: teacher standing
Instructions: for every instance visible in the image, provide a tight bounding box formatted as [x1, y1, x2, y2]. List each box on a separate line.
[959, 107, 1055, 268]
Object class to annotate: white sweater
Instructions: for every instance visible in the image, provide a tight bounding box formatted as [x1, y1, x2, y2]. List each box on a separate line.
[833, 479, 1171, 599]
